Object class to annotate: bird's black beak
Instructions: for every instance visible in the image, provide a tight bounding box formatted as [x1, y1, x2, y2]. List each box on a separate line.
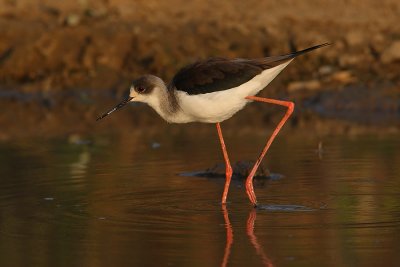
[96, 96, 134, 121]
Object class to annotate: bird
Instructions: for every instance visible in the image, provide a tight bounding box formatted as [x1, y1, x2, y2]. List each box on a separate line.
[97, 43, 330, 207]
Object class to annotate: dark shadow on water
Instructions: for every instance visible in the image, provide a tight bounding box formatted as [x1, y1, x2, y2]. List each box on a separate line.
[256, 204, 315, 212]
[180, 161, 284, 182]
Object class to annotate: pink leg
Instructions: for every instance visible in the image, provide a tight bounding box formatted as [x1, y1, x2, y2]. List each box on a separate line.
[216, 123, 233, 204]
[244, 96, 295, 206]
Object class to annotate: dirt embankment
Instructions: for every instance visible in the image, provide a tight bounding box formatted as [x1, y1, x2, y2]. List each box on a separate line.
[0, 0, 399, 139]
[1, 0, 400, 92]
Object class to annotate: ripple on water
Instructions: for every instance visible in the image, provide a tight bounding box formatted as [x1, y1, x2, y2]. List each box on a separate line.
[256, 204, 315, 212]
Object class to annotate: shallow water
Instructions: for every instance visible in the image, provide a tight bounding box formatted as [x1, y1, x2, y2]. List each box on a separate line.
[0, 128, 399, 267]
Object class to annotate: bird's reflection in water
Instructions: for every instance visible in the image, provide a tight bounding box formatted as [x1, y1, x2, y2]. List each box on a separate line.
[246, 210, 274, 267]
[221, 207, 273, 267]
[221, 206, 233, 267]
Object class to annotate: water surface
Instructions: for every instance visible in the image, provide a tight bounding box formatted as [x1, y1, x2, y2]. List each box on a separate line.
[0, 128, 399, 267]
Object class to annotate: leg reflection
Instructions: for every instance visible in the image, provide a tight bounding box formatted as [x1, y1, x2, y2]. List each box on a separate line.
[222, 207, 273, 267]
[221, 205, 233, 267]
[247, 209, 274, 267]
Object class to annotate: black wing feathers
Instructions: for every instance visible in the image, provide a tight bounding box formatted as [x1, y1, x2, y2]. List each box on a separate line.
[170, 59, 264, 95]
[169, 43, 329, 95]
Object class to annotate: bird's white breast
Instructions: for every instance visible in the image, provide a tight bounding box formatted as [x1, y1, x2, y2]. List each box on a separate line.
[167, 60, 292, 123]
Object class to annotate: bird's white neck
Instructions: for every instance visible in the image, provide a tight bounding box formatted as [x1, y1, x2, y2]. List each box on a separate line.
[142, 86, 180, 123]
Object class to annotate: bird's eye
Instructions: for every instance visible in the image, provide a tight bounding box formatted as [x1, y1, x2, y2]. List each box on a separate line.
[136, 86, 146, 93]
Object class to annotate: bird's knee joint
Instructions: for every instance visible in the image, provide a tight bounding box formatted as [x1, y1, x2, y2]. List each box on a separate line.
[287, 102, 295, 113]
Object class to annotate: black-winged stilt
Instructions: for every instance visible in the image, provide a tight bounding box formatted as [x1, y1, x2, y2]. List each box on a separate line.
[97, 43, 329, 207]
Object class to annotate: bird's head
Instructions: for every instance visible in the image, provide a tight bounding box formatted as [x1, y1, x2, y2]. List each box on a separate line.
[96, 75, 166, 121]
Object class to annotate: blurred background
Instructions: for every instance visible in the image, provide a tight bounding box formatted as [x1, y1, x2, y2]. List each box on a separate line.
[1, 1, 400, 267]
[0, 0, 399, 138]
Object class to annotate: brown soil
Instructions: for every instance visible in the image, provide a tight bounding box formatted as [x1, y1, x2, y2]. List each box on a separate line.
[0, 0, 400, 139]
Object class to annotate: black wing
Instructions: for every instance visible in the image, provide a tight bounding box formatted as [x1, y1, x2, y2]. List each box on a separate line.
[168, 43, 330, 95]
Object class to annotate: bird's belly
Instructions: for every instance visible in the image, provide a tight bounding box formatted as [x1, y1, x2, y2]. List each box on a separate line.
[175, 89, 251, 123]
